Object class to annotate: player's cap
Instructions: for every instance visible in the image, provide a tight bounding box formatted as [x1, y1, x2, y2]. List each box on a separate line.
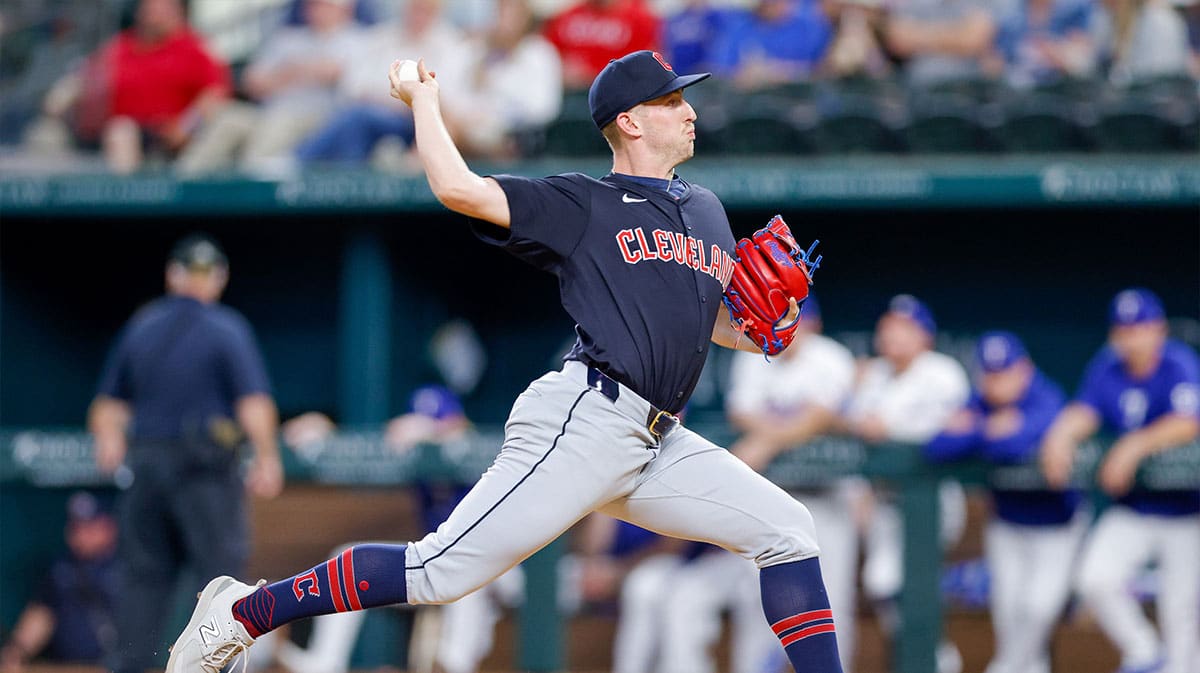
[409, 385, 464, 421]
[886, 294, 936, 336]
[1109, 287, 1165, 326]
[169, 233, 228, 270]
[976, 331, 1027, 373]
[66, 491, 110, 523]
[589, 50, 710, 129]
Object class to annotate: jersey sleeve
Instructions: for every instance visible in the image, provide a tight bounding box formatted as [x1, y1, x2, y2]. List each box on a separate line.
[1166, 343, 1200, 419]
[470, 173, 592, 271]
[220, 312, 272, 399]
[981, 374, 1066, 463]
[925, 395, 985, 462]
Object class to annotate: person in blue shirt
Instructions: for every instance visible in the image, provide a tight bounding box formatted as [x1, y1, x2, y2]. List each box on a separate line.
[711, 0, 833, 88]
[990, 0, 1095, 88]
[1041, 288, 1200, 673]
[88, 234, 282, 673]
[928, 331, 1084, 673]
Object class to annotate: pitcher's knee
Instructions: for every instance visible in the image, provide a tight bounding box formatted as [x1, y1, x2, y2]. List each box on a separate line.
[752, 499, 820, 568]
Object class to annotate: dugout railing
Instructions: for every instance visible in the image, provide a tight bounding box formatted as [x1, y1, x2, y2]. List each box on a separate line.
[2, 429, 1198, 673]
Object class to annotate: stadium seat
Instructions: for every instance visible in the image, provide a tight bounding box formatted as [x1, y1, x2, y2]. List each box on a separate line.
[1091, 99, 1182, 152]
[542, 91, 611, 157]
[902, 92, 994, 153]
[812, 82, 904, 153]
[720, 91, 817, 155]
[996, 94, 1090, 152]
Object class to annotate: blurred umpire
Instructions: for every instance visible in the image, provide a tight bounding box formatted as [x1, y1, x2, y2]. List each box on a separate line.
[87, 233, 282, 673]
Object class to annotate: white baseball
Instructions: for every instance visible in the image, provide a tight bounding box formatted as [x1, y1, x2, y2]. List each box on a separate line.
[395, 59, 420, 82]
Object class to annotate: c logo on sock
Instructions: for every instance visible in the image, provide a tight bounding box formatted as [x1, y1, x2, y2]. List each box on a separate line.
[293, 569, 321, 601]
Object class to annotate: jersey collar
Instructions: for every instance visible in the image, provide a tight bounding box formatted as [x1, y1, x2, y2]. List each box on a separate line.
[606, 172, 690, 201]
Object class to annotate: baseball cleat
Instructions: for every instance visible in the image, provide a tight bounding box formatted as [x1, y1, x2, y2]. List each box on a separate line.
[165, 575, 265, 673]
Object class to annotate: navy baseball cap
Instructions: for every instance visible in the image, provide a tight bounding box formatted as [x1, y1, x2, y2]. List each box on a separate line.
[976, 331, 1027, 373]
[169, 233, 228, 270]
[409, 385, 464, 421]
[886, 294, 937, 336]
[1109, 288, 1165, 326]
[67, 491, 110, 523]
[588, 50, 711, 129]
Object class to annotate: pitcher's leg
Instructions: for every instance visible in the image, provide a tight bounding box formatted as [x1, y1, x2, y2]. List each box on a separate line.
[610, 427, 841, 672]
[406, 387, 648, 604]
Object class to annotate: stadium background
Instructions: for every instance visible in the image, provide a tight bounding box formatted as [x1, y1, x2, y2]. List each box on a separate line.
[2, 0, 1199, 671]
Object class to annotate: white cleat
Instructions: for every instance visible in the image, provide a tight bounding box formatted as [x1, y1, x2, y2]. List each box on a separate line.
[165, 575, 265, 673]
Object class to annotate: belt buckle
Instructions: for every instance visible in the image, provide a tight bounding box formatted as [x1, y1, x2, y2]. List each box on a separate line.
[648, 409, 677, 439]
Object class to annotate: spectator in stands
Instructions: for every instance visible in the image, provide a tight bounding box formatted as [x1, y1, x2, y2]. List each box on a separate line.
[176, 0, 365, 175]
[0, 492, 118, 673]
[661, 1, 732, 74]
[543, 0, 661, 89]
[294, 0, 472, 168]
[1042, 288, 1200, 673]
[882, 0, 997, 87]
[928, 332, 1084, 673]
[35, 0, 231, 173]
[711, 0, 835, 88]
[988, 0, 1096, 87]
[821, 0, 894, 79]
[448, 0, 563, 160]
[1090, 0, 1192, 83]
[842, 294, 971, 673]
[89, 233, 282, 673]
[657, 296, 859, 673]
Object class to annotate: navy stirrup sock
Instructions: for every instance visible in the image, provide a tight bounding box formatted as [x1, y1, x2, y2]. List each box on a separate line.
[760, 557, 844, 672]
[232, 543, 408, 638]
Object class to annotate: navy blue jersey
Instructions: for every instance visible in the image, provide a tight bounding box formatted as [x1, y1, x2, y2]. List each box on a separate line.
[473, 172, 736, 413]
[97, 296, 271, 441]
[927, 370, 1079, 525]
[1075, 339, 1200, 515]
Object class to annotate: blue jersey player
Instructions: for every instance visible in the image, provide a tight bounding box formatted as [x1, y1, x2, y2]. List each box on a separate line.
[166, 51, 843, 673]
[927, 331, 1085, 673]
[1041, 288, 1200, 673]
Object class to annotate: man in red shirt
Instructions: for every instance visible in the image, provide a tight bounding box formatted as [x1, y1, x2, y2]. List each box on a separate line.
[87, 0, 229, 172]
[543, 0, 662, 89]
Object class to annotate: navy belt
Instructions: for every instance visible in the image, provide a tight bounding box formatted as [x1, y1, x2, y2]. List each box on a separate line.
[586, 367, 680, 440]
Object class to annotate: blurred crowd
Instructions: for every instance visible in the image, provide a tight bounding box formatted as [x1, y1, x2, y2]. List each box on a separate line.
[1, 0, 1198, 175]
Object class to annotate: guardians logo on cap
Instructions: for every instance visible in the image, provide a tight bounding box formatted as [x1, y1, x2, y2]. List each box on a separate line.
[588, 50, 711, 129]
[1109, 288, 1165, 326]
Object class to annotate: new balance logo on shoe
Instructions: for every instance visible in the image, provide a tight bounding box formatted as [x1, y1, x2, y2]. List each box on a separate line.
[198, 618, 221, 646]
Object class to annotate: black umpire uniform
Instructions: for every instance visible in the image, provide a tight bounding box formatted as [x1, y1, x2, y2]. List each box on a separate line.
[92, 235, 274, 673]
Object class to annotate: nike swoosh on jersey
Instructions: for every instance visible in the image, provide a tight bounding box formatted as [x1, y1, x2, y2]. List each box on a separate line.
[622, 194, 648, 203]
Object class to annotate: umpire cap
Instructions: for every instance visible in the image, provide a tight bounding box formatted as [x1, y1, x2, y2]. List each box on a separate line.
[169, 233, 228, 271]
[589, 50, 710, 129]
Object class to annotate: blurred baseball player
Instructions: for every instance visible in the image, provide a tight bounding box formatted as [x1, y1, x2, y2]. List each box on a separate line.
[1042, 288, 1200, 673]
[166, 50, 842, 673]
[842, 294, 970, 673]
[675, 295, 858, 672]
[928, 331, 1085, 673]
